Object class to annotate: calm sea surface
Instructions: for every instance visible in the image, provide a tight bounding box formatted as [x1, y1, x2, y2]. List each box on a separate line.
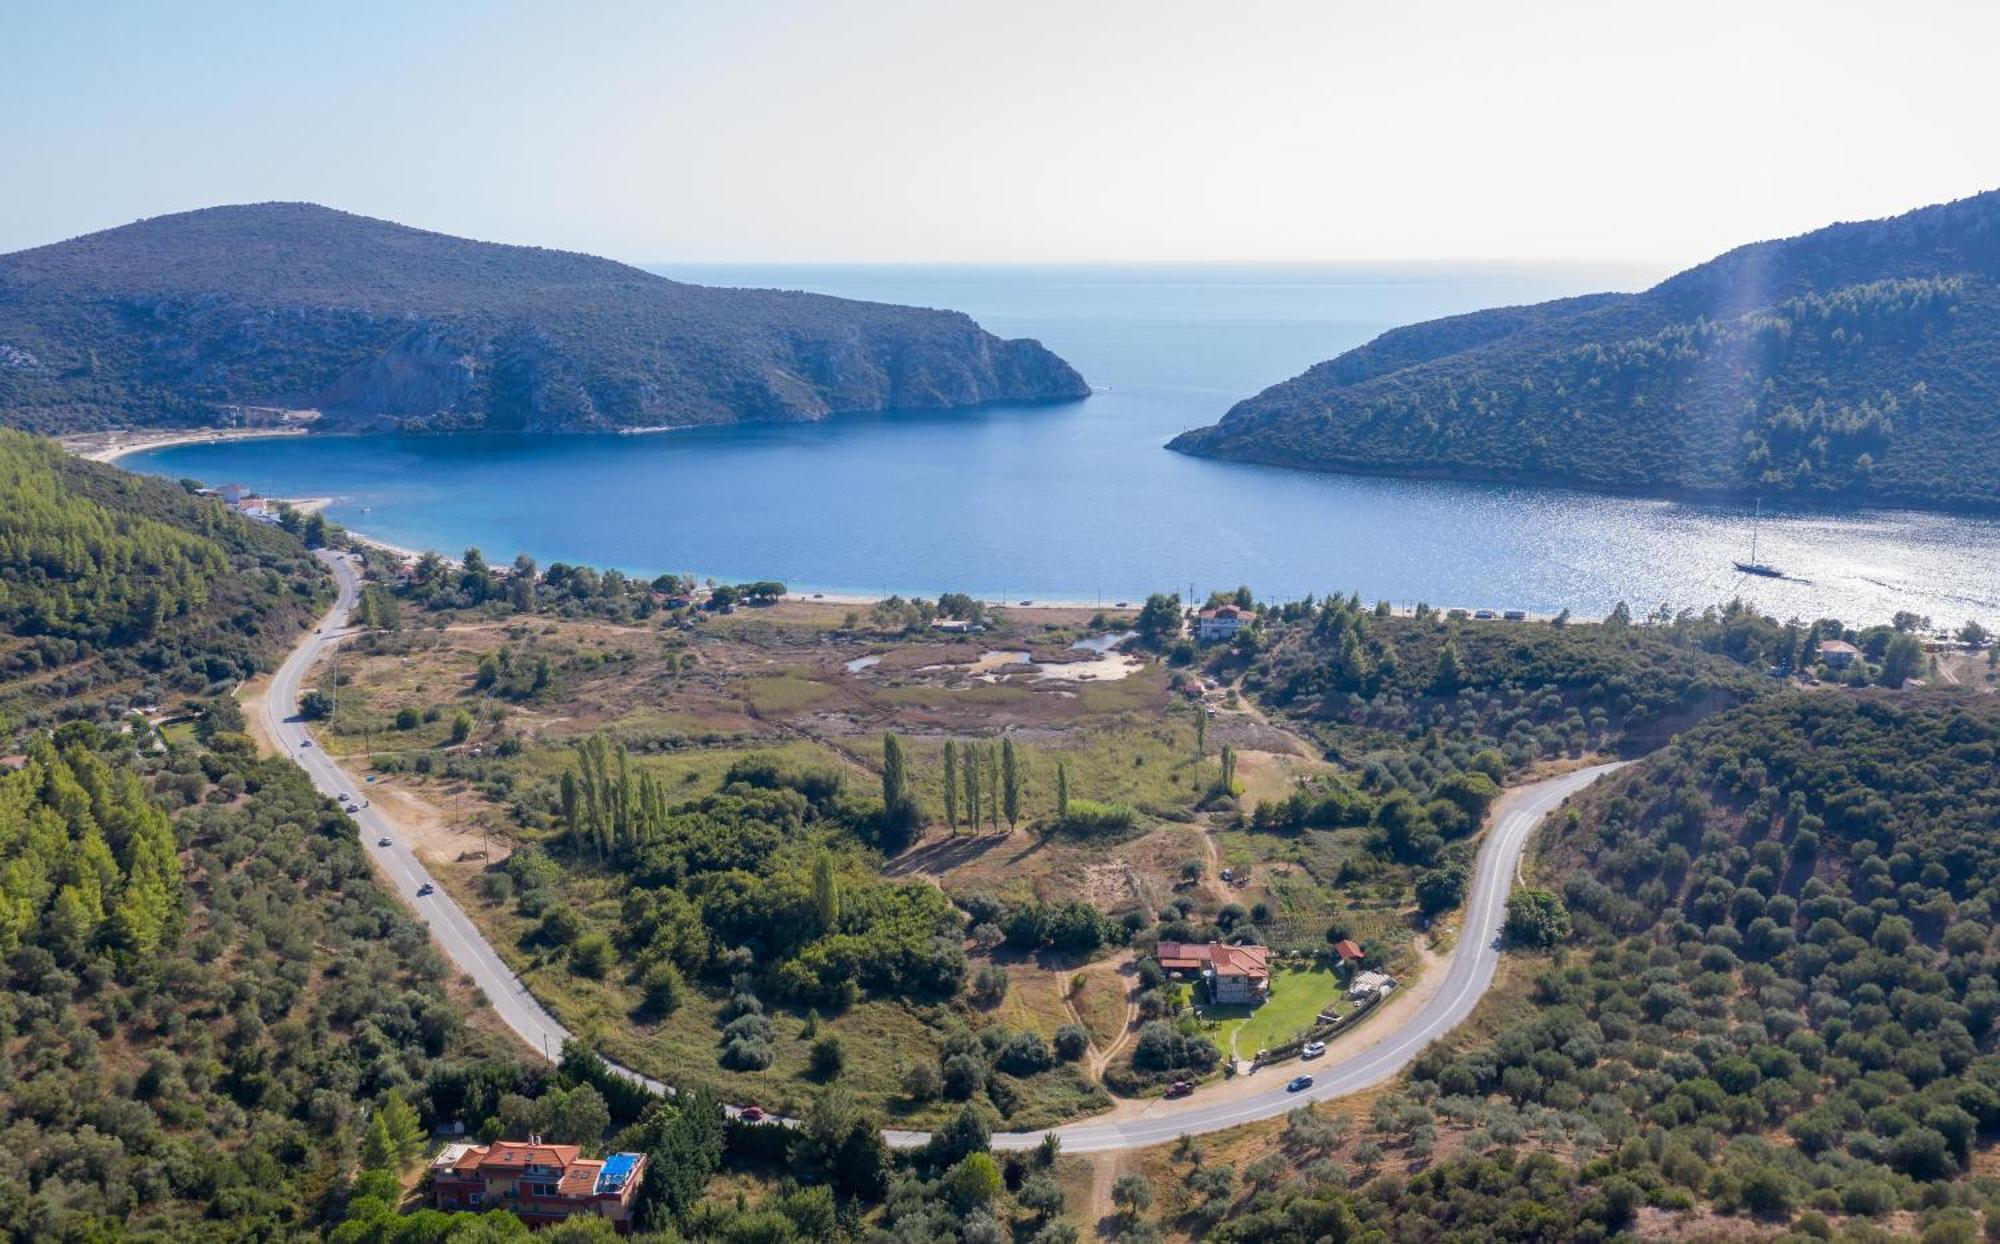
[125, 263, 1998, 626]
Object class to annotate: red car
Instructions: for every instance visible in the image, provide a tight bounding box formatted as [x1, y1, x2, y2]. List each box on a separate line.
[738, 1106, 768, 1122]
[1164, 1081, 1194, 1099]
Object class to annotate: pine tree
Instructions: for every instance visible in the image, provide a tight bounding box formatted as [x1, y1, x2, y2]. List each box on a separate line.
[362, 1112, 398, 1171]
[942, 740, 959, 832]
[1432, 639, 1465, 694]
[382, 1090, 425, 1161]
[1001, 738, 1020, 830]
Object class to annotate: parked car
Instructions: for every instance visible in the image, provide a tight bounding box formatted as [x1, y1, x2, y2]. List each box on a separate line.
[377, 837, 393, 847]
[739, 1106, 768, 1122]
[337, 792, 350, 801]
[1220, 868, 1234, 882]
[1287, 1075, 1314, 1092]
[416, 882, 434, 896]
[344, 803, 359, 813]
[1164, 1081, 1194, 1099]
[1301, 1041, 1327, 1059]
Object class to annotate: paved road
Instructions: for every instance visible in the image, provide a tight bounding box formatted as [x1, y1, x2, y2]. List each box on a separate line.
[268, 551, 1618, 1152]
[264, 553, 665, 1091]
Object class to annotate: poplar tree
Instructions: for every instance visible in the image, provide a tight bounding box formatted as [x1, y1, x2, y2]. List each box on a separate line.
[881, 734, 908, 812]
[1056, 761, 1070, 820]
[963, 745, 980, 831]
[811, 851, 841, 933]
[942, 740, 959, 832]
[1001, 738, 1021, 830]
[1196, 705, 1208, 756]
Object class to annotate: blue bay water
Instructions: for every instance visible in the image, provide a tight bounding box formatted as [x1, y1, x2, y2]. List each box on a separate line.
[124, 263, 1999, 626]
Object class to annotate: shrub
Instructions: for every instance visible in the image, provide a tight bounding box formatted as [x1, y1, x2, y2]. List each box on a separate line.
[810, 1035, 845, 1079]
[1053, 1024, 1090, 1061]
[569, 933, 613, 978]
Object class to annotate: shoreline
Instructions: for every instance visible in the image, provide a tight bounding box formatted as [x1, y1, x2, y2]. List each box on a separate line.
[66, 425, 310, 464]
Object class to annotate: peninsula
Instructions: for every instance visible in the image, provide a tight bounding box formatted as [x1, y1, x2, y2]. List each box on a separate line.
[1170, 188, 2000, 512]
[0, 203, 1089, 435]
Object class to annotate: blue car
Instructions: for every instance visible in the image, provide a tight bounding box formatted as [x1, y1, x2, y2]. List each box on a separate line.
[1286, 1075, 1314, 1092]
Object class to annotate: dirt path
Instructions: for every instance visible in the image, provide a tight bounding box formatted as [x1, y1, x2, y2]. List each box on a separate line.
[1084, 1153, 1125, 1236]
[1199, 825, 1230, 905]
[1066, 957, 1141, 1082]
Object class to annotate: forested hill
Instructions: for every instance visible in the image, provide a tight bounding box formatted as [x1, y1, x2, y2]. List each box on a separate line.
[0, 203, 1089, 434]
[0, 428, 327, 731]
[1171, 189, 2000, 511]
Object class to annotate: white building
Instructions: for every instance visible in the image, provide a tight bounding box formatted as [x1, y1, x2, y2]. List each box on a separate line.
[1196, 605, 1253, 643]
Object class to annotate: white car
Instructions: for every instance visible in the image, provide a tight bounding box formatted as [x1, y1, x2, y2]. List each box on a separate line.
[1301, 1041, 1327, 1059]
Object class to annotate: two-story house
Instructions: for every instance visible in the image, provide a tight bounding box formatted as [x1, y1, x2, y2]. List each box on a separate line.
[431, 1139, 648, 1233]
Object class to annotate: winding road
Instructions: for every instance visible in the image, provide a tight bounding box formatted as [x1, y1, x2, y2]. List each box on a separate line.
[267, 551, 1619, 1153]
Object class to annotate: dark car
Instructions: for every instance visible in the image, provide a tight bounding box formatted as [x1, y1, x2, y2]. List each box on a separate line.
[1164, 1081, 1194, 1098]
[416, 882, 434, 896]
[377, 837, 393, 847]
[1286, 1075, 1314, 1092]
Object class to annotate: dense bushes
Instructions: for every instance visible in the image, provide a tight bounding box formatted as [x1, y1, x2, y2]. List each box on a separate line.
[507, 740, 968, 1015]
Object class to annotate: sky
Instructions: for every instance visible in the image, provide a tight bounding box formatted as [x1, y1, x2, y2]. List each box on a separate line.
[3, 1, 1998, 269]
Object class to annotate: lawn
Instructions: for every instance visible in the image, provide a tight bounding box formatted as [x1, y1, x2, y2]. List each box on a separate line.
[1201, 963, 1344, 1060]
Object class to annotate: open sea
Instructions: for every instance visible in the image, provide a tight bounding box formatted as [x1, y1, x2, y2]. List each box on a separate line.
[123, 263, 1999, 627]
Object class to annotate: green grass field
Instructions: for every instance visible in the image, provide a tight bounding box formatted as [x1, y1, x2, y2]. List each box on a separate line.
[1202, 963, 1344, 1059]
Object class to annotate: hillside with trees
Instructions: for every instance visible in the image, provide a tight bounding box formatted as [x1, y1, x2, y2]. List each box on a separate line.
[0, 203, 1089, 435]
[0, 440, 547, 1238]
[1171, 691, 2000, 1242]
[1171, 189, 2000, 511]
[0, 428, 328, 732]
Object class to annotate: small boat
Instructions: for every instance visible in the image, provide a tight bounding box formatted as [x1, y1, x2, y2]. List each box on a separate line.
[1734, 499, 1782, 578]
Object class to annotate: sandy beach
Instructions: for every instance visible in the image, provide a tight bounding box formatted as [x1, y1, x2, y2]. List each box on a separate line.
[66, 425, 309, 464]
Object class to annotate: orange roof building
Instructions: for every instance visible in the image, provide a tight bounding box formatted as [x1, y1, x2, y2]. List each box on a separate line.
[432, 1139, 647, 1233]
[1156, 940, 1271, 1006]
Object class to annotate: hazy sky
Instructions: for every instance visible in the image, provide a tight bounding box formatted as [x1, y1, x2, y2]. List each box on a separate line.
[4, 1, 1997, 268]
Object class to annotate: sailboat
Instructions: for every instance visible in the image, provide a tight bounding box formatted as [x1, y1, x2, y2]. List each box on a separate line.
[1733, 498, 1782, 578]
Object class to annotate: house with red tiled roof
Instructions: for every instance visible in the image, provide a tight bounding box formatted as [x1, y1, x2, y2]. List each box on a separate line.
[1332, 939, 1365, 966]
[1196, 605, 1253, 644]
[431, 1139, 647, 1233]
[1155, 940, 1271, 1006]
